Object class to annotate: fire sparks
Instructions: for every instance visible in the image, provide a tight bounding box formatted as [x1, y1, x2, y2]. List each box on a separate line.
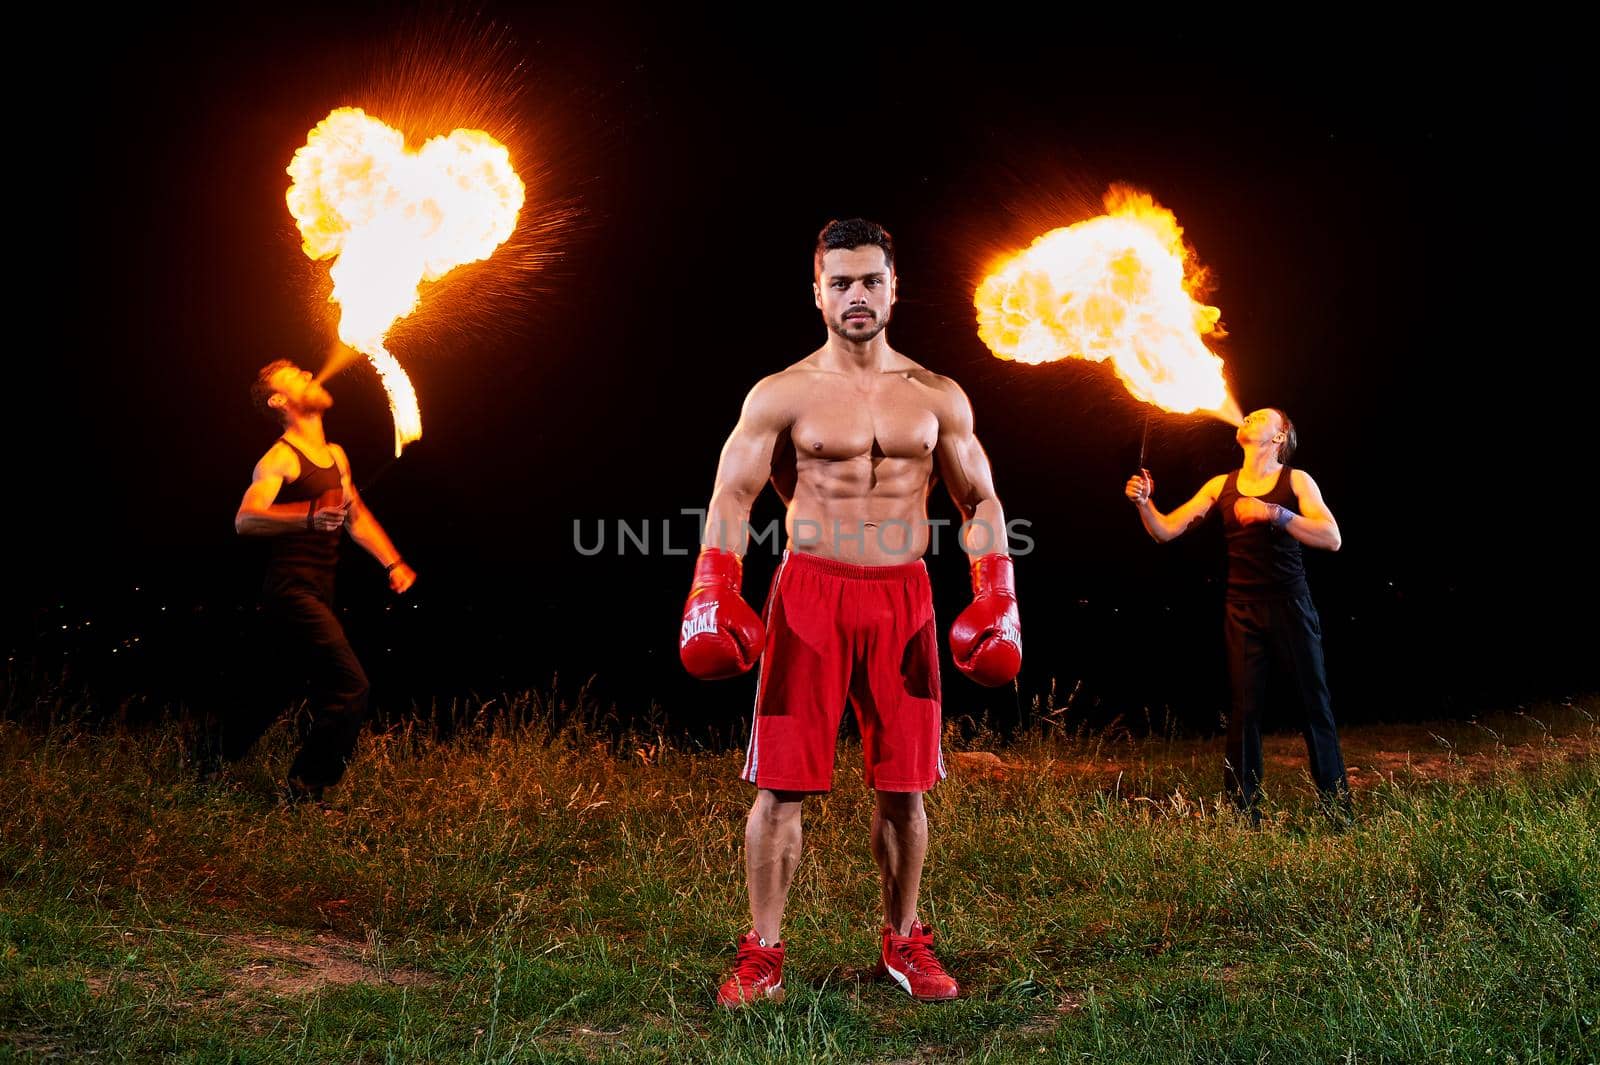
[287, 107, 526, 454]
[975, 186, 1241, 424]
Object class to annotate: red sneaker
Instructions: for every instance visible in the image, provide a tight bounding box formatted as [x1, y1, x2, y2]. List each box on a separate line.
[716, 931, 786, 1007]
[875, 921, 959, 1001]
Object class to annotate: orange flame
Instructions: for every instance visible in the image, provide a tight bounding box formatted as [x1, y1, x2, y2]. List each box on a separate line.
[975, 187, 1241, 424]
[287, 107, 525, 454]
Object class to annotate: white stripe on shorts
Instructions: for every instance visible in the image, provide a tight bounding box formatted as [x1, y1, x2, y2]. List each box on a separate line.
[742, 549, 790, 784]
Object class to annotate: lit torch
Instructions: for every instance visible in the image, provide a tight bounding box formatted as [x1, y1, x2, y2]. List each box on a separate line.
[286, 107, 525, 455]
[975, 186, 1243, 431]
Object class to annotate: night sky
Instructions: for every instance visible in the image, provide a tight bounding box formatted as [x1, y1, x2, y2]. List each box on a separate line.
[24, 10, 1591, 736]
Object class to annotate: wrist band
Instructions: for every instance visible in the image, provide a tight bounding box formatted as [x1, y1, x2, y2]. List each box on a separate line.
[1270, 504, 1297, 528]
[306, 502, 316, 531]
[385, 559, 404, 573]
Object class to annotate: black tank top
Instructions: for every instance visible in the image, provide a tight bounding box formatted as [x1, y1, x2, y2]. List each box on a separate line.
[1217, 466, 1309, 600]
[266, 437, 343, 573]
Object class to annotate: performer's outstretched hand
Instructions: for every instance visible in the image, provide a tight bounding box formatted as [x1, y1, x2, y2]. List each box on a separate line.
[1125, 469, 1153, 504]
[388, 562, 417, 594]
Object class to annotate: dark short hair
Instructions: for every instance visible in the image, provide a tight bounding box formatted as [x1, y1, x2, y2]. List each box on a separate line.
[814, 218, 894, 278]
[252, 359, 296, 424]
[1270, 408, 1298, 464]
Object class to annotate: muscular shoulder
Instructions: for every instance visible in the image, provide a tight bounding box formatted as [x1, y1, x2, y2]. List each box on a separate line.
[1202, 473, 1228, 498]
[255, 440, 297, 480]
[1288, 467, 1326, 501]
[329, 442, 352, 477]
[739, 369, 807, 428]
[913, 370, 973, 432]
[925, 369, 964, 394]
[1286, 470, 1324, 492]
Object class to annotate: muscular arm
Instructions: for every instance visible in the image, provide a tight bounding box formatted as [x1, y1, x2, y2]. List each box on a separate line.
[934, 381, 1009, 557]
[334, 446, 404, 566]
[1136, 475, 1225, 544]
[1285, 469, 1343, 551]
[703, 376, 792, 554]
[234, 445, 311, 535]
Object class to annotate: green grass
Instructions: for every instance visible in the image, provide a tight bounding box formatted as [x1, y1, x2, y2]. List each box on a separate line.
[1, 695, 1596, 1063]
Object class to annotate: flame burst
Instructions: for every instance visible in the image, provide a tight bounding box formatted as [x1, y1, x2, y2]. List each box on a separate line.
[975, 187, 1241, 424]
[287, 107, 526, 454]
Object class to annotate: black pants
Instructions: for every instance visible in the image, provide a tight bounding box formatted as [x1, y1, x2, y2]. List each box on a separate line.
[220, 568, 370, 791]
[1223, 595, 1349, 815]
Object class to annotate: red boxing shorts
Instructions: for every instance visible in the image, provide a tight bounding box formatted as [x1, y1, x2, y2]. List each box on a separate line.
[741, 549, 946, 793]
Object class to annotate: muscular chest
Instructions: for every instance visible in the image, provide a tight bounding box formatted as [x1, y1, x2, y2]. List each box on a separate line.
[791, 378, 938, 462]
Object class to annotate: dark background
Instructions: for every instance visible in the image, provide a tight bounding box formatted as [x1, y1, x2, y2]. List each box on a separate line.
[14, 8, 1592, 739]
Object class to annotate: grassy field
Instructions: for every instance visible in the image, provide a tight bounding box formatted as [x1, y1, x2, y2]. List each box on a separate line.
[2, 694, 1596, 1063]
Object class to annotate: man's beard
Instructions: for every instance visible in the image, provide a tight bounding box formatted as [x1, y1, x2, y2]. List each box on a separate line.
[295, 389, 335, 414]
[830, 307, 890, 343]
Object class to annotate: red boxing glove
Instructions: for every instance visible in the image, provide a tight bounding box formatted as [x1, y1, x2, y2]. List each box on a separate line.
[679, 547, 766, 680]
[949, 553, 1022, 686]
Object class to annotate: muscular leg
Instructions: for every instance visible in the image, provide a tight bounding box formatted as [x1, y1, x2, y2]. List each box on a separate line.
[873, 790, 928, 935]
[746, 788, 805, 944]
